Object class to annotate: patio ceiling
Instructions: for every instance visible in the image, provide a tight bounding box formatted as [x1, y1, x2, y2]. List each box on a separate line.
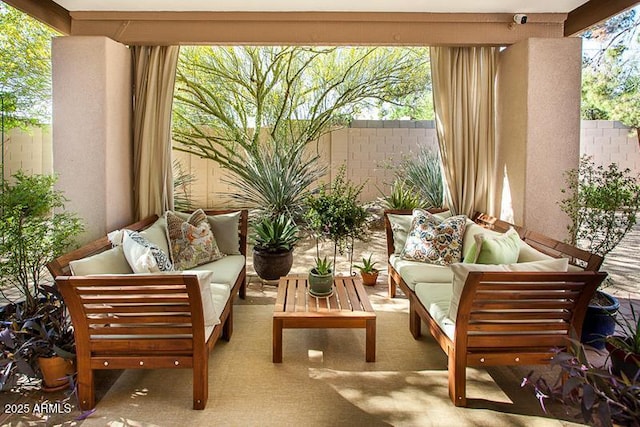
[4, 0, 639, 44]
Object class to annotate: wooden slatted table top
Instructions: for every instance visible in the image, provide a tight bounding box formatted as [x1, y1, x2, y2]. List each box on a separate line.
[274, 275, 375, 318]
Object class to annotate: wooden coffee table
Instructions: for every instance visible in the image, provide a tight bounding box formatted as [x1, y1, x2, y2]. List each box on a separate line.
[272, 275, 376, 363]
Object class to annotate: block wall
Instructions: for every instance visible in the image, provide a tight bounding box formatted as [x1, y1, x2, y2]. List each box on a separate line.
[580, 120, 640, 171]
[11, 120, 639, 208]
[3, 127, 53, 179]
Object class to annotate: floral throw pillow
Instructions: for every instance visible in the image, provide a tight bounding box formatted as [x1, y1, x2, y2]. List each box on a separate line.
[400, 209, 467, 265]
[165, 209, 224, 270]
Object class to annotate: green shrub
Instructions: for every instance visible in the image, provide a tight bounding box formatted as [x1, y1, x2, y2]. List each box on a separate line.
[304, 166, 368, 264]
[0, 171, 84, 315]
[560, 155, 640, 257]
[382, 179, 424, 210]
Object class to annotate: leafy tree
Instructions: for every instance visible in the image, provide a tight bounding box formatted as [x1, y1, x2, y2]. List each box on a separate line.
[581, 8, 640, 143]
[581, 45, 640, 144]
[0, 3, 57, 130]
[172, 46, 430, 218]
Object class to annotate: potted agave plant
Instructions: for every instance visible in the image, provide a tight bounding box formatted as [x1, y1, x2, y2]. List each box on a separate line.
[354, 254, 379, 286]
[309, 257, 333, 297]
[252, 214, 300, 281]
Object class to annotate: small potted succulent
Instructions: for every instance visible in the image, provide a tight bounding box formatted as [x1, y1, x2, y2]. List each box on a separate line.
[354, 254, 379, 286]
[308, 257, 333, 297]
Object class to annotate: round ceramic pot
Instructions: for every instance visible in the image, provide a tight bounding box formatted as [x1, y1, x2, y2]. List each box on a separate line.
[253, 248, 294, 281]
[581, 290, 620, 350]
[308, 269, 334, 297]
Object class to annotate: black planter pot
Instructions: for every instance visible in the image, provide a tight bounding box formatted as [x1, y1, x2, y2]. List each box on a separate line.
[581, 290, 620, 350]
[252, 248, 294, 281]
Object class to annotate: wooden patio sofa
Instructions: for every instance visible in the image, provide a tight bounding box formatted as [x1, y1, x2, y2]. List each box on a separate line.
[47, 209, 248, 410]
[384, 210, 607, 406]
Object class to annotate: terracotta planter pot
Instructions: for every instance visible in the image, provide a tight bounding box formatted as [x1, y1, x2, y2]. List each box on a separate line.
[38, 356, 75, 391]
[360, 271, 379, 286]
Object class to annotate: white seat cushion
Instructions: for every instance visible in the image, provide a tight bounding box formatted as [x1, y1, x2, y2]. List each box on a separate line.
[390, 254, 453, 290]
[517, 240, 554, 263]
[414, 282, 456, 341]
[191, 255, 245, 287]
[69, 246, 133, 275]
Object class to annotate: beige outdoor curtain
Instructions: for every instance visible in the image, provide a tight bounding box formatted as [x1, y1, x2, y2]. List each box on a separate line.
[430, 46, 498, 217]
[132, 45, 180, 220]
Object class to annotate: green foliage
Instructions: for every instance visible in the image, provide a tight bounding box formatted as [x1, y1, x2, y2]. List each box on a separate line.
[224, 142, 326, 220]
[304, 166, 369, 257]
[402, 148, 445, 209]
[606, 301, 640, 355]
[0, 171, 84, 314]
[522, 338, 640, 427]
[0, 285, 75, 390]
[173, 46, 430, 218]
[381, 179, 424, 210]
[581, 10, 640, 132]
[252, 214, 300, 253]
[353, 254, 379, 273]
[0, 4, 58, 130]
[172, 159, 197, 212]
[381, 147, 444, 209]
[312, 257, 333, 276]
[560, 155, 640, 257]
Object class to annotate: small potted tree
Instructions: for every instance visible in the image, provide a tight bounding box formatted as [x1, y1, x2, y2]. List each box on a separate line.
[354, 255, 379, 286]
[304, 166, 369, 274]
[0, 171, 83, 390]
[559, 156, 640, 349]
[251, 214, 300, 281]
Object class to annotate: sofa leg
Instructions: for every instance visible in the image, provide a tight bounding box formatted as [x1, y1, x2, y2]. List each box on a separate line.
[388, 274, 396, 298]
[239, 276, 246, 300]
[222, 305, 233, 341]
[193, 353, 208, 410]
[409, 298, 421, 339]
[448, 353, 467, 407]
[77, 366, 95, 411]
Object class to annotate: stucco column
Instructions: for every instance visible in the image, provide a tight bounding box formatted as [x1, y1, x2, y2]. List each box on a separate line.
[496, 37, 582, 240]
[52, 36, 133, 244]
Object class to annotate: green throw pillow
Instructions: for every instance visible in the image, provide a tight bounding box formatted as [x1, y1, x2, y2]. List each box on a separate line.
[464, 227, 521, 264]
